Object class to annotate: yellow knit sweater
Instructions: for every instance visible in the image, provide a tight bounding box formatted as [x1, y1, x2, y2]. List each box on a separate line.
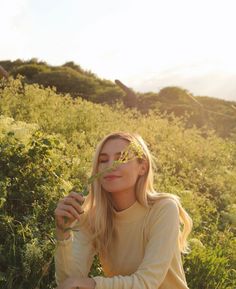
[55, 198, 189, 289]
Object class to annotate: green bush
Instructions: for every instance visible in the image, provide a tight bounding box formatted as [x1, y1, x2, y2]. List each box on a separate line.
[34, 68, 97, 96]
[0, 79, 235, 288]
[11, 64, 50, 80]
[184, 235, 236, 289]
[0, 119, 75, 289]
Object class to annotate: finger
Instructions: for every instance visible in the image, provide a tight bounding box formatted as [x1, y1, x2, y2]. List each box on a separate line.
[68, 191, 85, 204]
[55, 208, 75, 221]
[60, 204, 81, 220]
[63, 197, 84, 214]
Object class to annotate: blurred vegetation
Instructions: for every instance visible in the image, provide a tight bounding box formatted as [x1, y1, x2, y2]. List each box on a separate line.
[0, 59, 125, 105]
[0, 68, 235, 288]
[1, 59, 236, 139]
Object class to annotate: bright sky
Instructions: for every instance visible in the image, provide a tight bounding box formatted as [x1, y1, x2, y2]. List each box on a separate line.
[1, 0, 236, 101]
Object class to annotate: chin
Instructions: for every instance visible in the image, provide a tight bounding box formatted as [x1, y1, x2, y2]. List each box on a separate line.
[103, 187, 123, 194]
[101, 184, 124, 194]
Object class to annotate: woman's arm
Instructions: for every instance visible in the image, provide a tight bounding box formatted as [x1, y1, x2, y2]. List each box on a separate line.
[56, 276, 96, 289]
[55, 229, 96, 285]
[54, 191, 96, 285]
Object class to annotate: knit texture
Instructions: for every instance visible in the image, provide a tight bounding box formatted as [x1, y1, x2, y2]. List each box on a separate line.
[55, 198, 189, 289]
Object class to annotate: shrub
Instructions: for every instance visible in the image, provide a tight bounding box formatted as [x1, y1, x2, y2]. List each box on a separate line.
[0, 119, 74, 289]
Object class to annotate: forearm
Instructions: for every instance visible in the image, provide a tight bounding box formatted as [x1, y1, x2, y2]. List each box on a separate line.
[55, 230, 96, 286]
[55, 236, 74, 284]
[77, 277, 96, 289]
[56, 277, 96, 289]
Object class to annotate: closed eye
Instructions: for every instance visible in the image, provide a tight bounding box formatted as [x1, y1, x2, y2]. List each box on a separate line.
[98, 152, 125, 164]
[99, 160, 108, 163]
[98, 156, 121, 163]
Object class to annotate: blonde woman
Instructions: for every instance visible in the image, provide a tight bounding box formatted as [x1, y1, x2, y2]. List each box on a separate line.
[54, 132, 193, 289]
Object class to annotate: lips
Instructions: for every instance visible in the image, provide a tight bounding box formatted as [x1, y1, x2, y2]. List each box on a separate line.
[104, 175, 121, 180]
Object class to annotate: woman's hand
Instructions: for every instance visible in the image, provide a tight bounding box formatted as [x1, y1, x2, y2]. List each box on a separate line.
[54, 191, 85, 239]
[55, 277, 96, 289]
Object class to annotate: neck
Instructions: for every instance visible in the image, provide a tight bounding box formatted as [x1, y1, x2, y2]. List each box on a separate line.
[110, 190, 136, 211]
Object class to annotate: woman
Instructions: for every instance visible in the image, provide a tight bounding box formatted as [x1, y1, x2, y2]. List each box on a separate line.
[54, 132, 193, 289]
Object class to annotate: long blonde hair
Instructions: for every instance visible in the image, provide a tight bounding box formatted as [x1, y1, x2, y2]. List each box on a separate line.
[80, 132, 193, 256]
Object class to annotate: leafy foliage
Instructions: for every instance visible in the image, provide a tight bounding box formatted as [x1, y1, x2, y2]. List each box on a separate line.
[0, 78, 235, 288]
[0, 125, 75, 288]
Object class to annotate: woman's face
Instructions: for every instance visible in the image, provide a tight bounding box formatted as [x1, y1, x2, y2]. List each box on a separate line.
[98, 138, 146, 195]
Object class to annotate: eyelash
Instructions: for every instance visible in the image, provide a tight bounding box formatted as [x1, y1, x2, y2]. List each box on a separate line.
[99, 160, 108, 163]
[99, 157, 122, 163]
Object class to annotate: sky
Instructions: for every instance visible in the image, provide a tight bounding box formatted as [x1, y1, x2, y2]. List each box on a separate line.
[1, 0, 236, 101]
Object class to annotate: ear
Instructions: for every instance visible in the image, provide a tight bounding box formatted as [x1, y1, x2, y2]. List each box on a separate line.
[139, 160, 148, 176]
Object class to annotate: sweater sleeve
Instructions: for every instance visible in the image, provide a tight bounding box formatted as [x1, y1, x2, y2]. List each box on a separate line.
[93, 199, 180, 289]
[54, 229, 96, 285]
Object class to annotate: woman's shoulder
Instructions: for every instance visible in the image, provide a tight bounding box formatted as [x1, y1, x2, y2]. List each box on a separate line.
[147, 194, 179, 220]
[148, 192, 179, 207]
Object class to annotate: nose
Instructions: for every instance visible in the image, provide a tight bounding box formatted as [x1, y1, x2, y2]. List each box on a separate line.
[108, 158, 120, 171]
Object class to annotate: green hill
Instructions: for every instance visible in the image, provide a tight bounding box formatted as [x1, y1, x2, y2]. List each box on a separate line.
[1, 59, 235, 139]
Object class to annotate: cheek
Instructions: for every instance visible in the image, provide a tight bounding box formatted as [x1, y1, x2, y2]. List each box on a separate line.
[122, 166, 140, 183]
[98, 163, 111, 175]
[128, 173, 140, 185]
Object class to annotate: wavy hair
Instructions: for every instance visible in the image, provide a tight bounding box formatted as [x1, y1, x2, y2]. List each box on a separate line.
[80, 132, 193, 257]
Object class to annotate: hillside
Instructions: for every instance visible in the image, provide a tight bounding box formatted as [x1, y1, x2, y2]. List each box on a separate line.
[0, 78, 235, 288]
[0, 59, 235, 139]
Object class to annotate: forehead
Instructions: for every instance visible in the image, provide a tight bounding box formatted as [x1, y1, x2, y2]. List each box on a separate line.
[100, 138, 129, 154]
